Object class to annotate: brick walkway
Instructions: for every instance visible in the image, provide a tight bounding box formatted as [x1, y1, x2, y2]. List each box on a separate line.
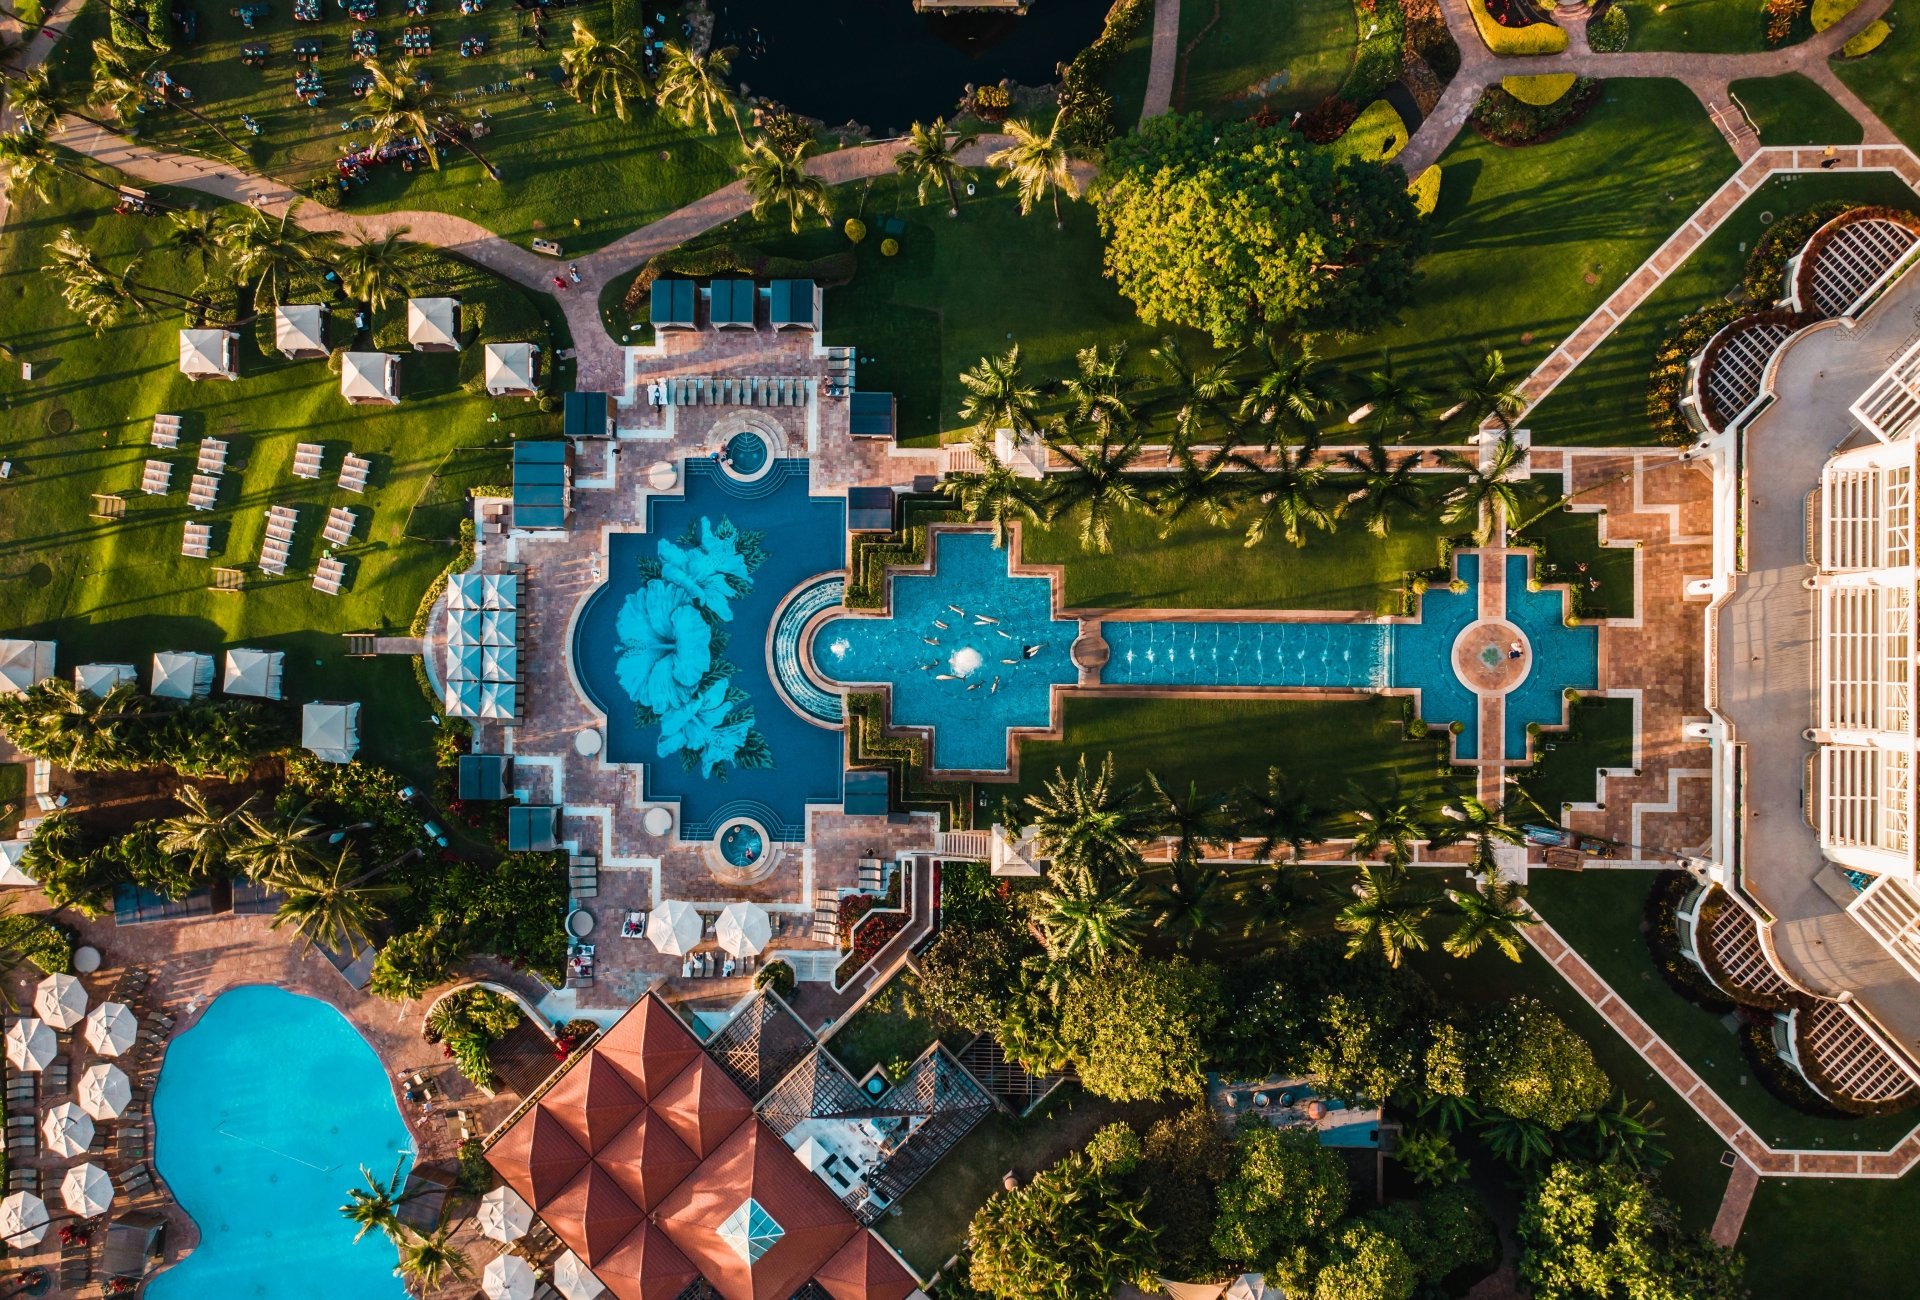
[1140, 0, 1182, 121]
[1712, 1156, 1760, 1246]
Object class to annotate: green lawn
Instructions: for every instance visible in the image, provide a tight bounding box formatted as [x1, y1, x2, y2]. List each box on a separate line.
[0, 170, 555, 779]
[1517, 695, 1636, 812]
[1619, 0, 1775, 51]
[1510, 475, 1638, 619]
[1523, 170, 1920, 446]
[1174, 0, 1356, 118]
[1741, 1175, 1920, 1297]
[1526, 871, 1920, 1150]
[49, 0, 738, 254]
[1729, 73, 1864, 145]
[1832, 0, 1920, 150]
[1099, 4, 1159, 127]
[823, 975, 970, 1080]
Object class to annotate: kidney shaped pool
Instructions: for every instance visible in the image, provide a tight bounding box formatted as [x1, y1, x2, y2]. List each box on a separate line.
[149, 986, 413, 1300]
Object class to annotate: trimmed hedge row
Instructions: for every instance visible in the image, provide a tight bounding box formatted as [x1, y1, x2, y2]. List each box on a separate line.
[618, 244, 858, 314]
[1466, 0, 1568, 54]
[1469, 77, 1603, 146]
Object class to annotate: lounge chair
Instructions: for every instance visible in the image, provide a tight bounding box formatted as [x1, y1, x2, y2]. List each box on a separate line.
[291, 442, 325, 480]
[150, 414, 182, 448]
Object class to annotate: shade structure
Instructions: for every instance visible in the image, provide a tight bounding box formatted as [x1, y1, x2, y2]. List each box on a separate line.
[61, 1162, 113, 1217]
[0, 640, 56, 695]
[646, 900, 703, 957]
[274, 303, 327, 358]
[35, 972, 87, 1029]
[0, 840, 32, 889]
[222, 647, 285, 700]
[407, 296, 460, 350]
[5, 1018, 54, 1072]
[43, 1102, 94, 1158]
[341, 351, 400, 404]
[715, 902, 771, 957]
[552, 1248, 606, 1300]
[150, 650, 213, 701]
[482, 1252, 537, 1300]
[302, 700, 361, 763]
[84, 1001, 137, 1057]
[478, 1184, 533, 1243]
[78, 1063, 132, 1121]
[0, 1192, 48, 1248]
[484, 342, 538, 396]
[178, 328, 236, 380]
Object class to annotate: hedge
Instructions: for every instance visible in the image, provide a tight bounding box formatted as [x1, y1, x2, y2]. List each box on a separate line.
[1501, 73, 1577, 106]
[1407, 165, 1443, 217]
[1470, 77, 1603, 147]
[1346, 0, 1408, 104]
[0, 909, 75, 975]
[109, 0, 172, 51]
[1057, 0, 1151, 155]
[1330, 99, 1410, 166]
[1810, 0, 1859, 29]
[1466, 0, 1568, 54]
[1587, 4, 1630, 50]
[618, 244, 858, 315]
[1842, 19, 1891, 55]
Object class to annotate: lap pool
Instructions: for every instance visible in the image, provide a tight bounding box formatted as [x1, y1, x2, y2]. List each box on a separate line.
[149, 986, 412, 1300]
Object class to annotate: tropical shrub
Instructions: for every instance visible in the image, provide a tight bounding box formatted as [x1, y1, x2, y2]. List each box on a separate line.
[1135, 1105, 1231, 1278]
[1518, 1160, 1745, 1299]
[109, 0, 172, 50]
[369, 924, 462, 1001]
[1212, 1124, 1350, 1269]
[918, 922, 1034, 1032]
[1470, 997, 1611, 1129]
[1645, 301, 1746, 445]
[0, 905, 74, 975]
[758, 110, 815, 155]
[1056, 0, 1149, 154]
[0, 682, 286, 780]
[1058, 954, 1222, 1101]
[967, 1123, 1157, 1300]
[1842, 19, 1891, 55]
[1811, 0, 1859, 29]
[843, 218, 867, 244]
[1466, 0, 1569, 53]
[426, 988, 522, 1089]
[1766, 0, 1810, 44]
[1588, 4, 1630, 50]
[753, 959, 795, 996]
[1470, 78, 1603, 146]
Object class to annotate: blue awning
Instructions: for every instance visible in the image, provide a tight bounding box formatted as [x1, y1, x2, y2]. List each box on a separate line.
[710, 278, 757, 329]
[513, 440, 570, 529]
[564, 391, 611, 438]
[769, 279, 816, 330]
[458, 754, 512, 801]
[507, 804, 560, 852]
[650, 279, 696, 330]
[849, 392, 896, 439]
[843, 769, 891, 817]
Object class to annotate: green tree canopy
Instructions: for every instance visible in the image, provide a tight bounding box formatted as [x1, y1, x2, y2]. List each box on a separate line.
[1517, 1160, 1745, 1300]
[1309, 1221, 1417, 1300]
[1471, 997, 1611, 1129]
[1132, 1105, 1231, 1279]
[916, 922, 1037, 1034]
[1059, 953, 1223, 1101]
[967, 1123, 1158, 1300]
[1093, 113, 1428, 346]
[1211, 1124, 1350, 1270]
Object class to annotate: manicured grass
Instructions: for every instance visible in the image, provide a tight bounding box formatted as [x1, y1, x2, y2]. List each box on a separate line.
[1741, 1176, 1920, 1297]
[1511, 475, 1637, 619]
[1522, 170, 1920, 446]
[1322, 80, 1734, 383]
[1729, 73, 1864, 145]
[1099, 6, 1158, 127]
[49, 0, 738, 254]
[0, 170, 555, 780]
[1174, 0, 1356, 118]
[1517, 695, 1636, 812]
[823, 976, 969, 1080]
[1620, 0, 1775, 51]
[1020, 480, 1469, 614]
[1832, 0, 1920, 149]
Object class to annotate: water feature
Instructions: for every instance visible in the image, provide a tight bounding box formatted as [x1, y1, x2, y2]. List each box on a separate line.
[771, 576, 848, 724]
[725, 430, 770, 478]
[149, 986, 412, 1300]
[720, 819, 768, 868]
[711, 0, 1112, 134]
[1501, 554, 1598, 756]
[1101, 621, 1391, 689]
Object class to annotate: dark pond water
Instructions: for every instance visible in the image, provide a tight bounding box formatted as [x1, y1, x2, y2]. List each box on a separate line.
[709, 0, 1112, 135]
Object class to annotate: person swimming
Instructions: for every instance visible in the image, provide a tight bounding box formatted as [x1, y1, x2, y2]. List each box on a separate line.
[947, 604, 966, 616]
[922, 636, 939, 646]
[1001, 658, 1019, 665]
[974, 615, 998, 625]
[989, 676, 1000, 693]
[934, 619, 949, 630]
[996, 629, 1016, 640]
[1022, 644, 1043, 659]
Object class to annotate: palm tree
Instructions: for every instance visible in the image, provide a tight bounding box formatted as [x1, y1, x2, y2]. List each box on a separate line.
[1351, 781, 1432, 867]
[10, 64, 115, 134]
[1146, 772, 1223, 871]
[165, 209, 225, 286]
[1151, 460, 1241, 538]
[1442, 347, 1526, 433]
[1024, 752, 1147, 886]
[218, 203, 324, 306]
[1234, 767, 1332, 864]
[1235, 874, 1303, 941]
[232, 801, 326, 882]
[159, 787, 253, 878]
[957, 345, 1040, 437]
[1348, 349, 1434, 444]
[363, 58, 500, 181]
[938, 436, 1039, 548]
[1151, 856, 1227, 952]
[341, 1157, 416, 1245]
[987, 116, 1079, 228]
[654, 41, 743, 145]
[1238, 446, 1336, 548]
[334, 231, 417, 312]
[1440, 428, 1525, 545]
[1238, 336, 1340, 453]
[1151, 336, 1240, 467]
[1476, 1111, 1554, 1171]
[1060, 342, 1135, 436]
[1334, 864, 1433, 968]
[0, 129, 125, 201]
[1443, 872, 1537, 962]
[43, 228, 198, 334]
[895, 117, 977, 216]
[1340, 440, 1428, 538]
[1045, 425, 1147, 554]
[1563, 1095, 1669, 1171]
[269, 847, 405, 954]
[739, 138, 831, 233]
[1434, 793, 1528, 874]
[394, 1223, 471, 1292]
[1034, 866, 1144, 967]
[561, 19, 649, 120]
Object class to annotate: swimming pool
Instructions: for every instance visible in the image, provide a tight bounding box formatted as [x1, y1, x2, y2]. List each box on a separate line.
[725, 431, 770, 479]
[149, 986, 412, 1300]
[1101, 620, 1391, 689]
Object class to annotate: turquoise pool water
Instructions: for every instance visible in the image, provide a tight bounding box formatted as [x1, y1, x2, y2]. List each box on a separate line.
[810, 530, 1080, 771]
[1502, 554, 1597, 756]
[1102, 621, 1391, 689]
[1386, 554, 1484, 759]
[149, 987, 412, 1300]
[720, 821, 765, 867]
[725, 431, 769, 477]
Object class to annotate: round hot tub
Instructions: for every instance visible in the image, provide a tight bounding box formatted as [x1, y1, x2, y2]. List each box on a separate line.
[718, 817, 768, 869]
[723, 430, 772, 482]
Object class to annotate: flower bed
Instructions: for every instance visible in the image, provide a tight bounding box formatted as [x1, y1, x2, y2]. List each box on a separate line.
[1467, 0, 1568, 54]
[835, 907, 910, 988]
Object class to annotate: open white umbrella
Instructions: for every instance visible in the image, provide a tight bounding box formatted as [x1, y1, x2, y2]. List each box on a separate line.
[34, 973, 87, 1030]
[715, 902, 771, 957]
[646, 900, 703, 957]
[553, 1250, 606, 1300]
[477, 1184, 532, 1243]
[0, 1191, 48, 1248]
[78, 1063, 132, 1121]
[60, 1162, 113, 1218]
[5, 1018, 55, 1073]
[482, 1253, 537, 1300]
[42, 1102, 94, 1159]
[83, 1002, 137, 1057]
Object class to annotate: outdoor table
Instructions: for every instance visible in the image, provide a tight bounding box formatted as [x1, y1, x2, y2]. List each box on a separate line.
[71, 947, 100, 975]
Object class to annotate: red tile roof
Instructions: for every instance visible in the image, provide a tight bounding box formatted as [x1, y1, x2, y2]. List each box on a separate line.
[651, 1053, 755, 1159]
[542, 1164, 648, 1266]
[593, 1222, 700, 1300]
[593, 994, 703, 1100]
[542, 1051, 650, 1155]
[814, 1231, 920, 1300]
[595, 1109, 701, 1213]
[488, 1103, 588, 1209]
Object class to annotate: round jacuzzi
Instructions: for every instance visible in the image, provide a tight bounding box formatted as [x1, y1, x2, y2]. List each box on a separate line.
[723, 430, 771, 481]
[717, 817, 768, 869]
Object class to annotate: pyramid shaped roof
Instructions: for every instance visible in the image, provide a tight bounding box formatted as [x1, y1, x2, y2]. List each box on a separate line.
[542, 1053, 649, 1156]
[594, 1223, 699, 1300]
[650, 1055, 754, 1160]
[814, 1231, 920, 1300]
[595, 1109, 701, 1213]
[592, 996, 703, 1101]
[543, 1164, 647, 1265]
[488, 1104, 590, 1209]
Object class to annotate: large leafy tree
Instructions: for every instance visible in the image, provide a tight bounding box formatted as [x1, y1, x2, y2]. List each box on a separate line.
[1471, 996, 1611, 1129]
[1309, 1221, 1418, 1300]
[917, 922, 1036, 1032]
[1094, 113, 1428, 346]
[967, 1124, 1158, 1300]
[1058, 954, 1221, 1101]
[1212, 1124, 1350, 1269]
[1517, 1160, 1745, 1300]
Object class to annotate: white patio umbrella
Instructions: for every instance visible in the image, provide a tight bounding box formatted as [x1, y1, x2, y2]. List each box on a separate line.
[0, 1191, 48, 1248]
[34, 973, 87, 1030]
[42, 1102, 94, 1159]
[553, 1250, 606, 1300]
[715, 902, 771, 957]
[646, 900, 703, 957]
[477, 1184, 532, 1243]
[60, 1162, 113, 1218]
[482, 1253, 537, 1300]
[83, 1001, 137, 1057]
[78, 1063, 132, 1121]
[5, 1018, 55, 1073]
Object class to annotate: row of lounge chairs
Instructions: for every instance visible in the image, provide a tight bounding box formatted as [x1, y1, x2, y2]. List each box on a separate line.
[259, 504, 298, 575]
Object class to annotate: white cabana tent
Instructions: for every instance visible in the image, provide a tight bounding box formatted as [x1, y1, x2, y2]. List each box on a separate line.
[61, 1163, 114, 1218]
[0, 1192, 48, 1249]
[0, 841, 35, 890]
[5, 1018, 54, 1073]
[447, 645, 484, 682]
[553, 1250, 605, 1300]
[150, 650, 214, 700]
[341, 351, 400, 405]
[476, 682, 517, 720]
[647, 900, 703, 957]
[84, 1002, 137, 1057]
[34, 972, 87, 1030]
[302, 701, 361, 763]
[477, 1185, 532, 1243]
[481, 574, 519, 608]
[483, 343, 538, 397]
[406, 297, 461, 351]
[715, 902, 771, 956]
[178, 328, 237, 381]
[1220, 1275, 1272, 1300]
[223, 647, 285, 700]
[0, 640, 56, 695]
[482, 1253, 536, 1300]
[42, 1103, 94, 1159]
[78, 1063, 132, 1121]
[73, 662, 136, 697]
[274, 303, 328, 359]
